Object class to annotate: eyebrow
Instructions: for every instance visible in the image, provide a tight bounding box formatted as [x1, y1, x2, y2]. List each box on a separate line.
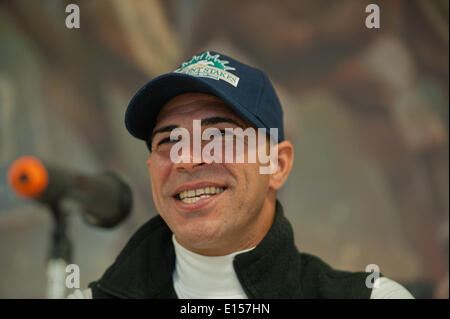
[201, 116, 241, 127]
[150, 116, 242, 146]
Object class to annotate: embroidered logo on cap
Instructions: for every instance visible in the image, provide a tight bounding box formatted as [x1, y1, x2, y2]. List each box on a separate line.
[174, 51, 240, 87]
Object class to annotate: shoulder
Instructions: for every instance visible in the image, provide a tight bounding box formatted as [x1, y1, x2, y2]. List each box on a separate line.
[370, 277, 415, 299]
[110, 213, 169, 264]
[299, 253, 373, 299]
[87, 214, 175, 298]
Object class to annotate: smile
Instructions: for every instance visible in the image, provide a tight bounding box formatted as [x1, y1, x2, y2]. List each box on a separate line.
[176, 186, 225, 204]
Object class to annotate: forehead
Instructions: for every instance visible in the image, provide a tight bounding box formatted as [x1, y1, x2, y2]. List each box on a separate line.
[154, 93, 246, 128]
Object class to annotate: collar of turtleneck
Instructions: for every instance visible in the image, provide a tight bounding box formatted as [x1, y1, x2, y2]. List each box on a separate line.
[172, 235, 254, 299]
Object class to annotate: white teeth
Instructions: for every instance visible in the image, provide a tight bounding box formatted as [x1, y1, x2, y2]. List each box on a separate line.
[178, 187, 225, 201]
[181, 195, 211, 204]
[180, 190, 188, 199]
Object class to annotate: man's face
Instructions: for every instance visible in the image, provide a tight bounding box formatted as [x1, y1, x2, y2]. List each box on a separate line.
[147, 93, 273, 255]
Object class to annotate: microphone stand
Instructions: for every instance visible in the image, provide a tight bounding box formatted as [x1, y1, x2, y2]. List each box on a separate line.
[45, 204, 72, 299]
[7, 157, 132, 298]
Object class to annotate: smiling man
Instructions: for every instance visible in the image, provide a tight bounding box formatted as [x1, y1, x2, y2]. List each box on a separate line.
[79, 51, 414, 299]
[147, 93, 286, 258]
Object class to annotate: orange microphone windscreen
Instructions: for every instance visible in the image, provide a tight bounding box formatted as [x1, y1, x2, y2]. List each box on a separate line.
[7, 156, 49, 198]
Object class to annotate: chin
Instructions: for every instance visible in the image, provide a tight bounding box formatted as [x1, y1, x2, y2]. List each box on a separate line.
[176, 222, 223, 248]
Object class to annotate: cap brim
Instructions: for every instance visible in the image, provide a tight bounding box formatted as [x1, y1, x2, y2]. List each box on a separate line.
[125, 73, 266, 141]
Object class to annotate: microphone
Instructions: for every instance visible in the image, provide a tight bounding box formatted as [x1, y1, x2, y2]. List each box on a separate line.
[7, 156, 132, 228]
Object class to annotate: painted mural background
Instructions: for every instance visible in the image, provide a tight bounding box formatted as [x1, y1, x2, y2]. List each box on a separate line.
[0, 0, 448, 298]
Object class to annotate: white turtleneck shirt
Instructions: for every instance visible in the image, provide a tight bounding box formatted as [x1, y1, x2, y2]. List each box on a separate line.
[171, 235, 254, 299]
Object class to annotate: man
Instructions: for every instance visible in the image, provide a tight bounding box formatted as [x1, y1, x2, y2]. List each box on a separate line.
[70, 51, 413, 299]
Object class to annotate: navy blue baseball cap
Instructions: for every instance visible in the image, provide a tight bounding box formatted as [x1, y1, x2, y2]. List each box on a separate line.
[125, 51, 285, 148]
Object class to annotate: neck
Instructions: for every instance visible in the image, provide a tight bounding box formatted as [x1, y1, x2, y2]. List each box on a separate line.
[172, 235, 254, 298]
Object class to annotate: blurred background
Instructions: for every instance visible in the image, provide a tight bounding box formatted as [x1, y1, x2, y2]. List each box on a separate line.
[0, 0, 448, 298]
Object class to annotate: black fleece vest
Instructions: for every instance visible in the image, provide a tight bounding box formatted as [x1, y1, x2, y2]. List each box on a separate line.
[89, 201, 373, 299]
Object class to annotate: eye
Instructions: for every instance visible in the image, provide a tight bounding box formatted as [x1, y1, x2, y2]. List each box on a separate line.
[219, 129, 234, 137]
[157, 136, 180, 146]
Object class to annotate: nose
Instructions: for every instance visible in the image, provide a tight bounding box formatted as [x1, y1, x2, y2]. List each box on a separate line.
[174, 161, 206, 173]
[172, 140, 207, 173]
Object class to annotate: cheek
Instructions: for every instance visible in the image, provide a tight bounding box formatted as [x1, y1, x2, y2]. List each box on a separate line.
[248, 165, 270, 195]
[226, 164, 269, 228]
[148, 153, 173, 200]
[228, 163, 270, 200]
[245, 163, 270, 207]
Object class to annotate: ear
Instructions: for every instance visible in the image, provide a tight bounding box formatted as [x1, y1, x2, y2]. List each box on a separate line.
[146, 156, 152, 169]
[269, 140, 294, 191]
